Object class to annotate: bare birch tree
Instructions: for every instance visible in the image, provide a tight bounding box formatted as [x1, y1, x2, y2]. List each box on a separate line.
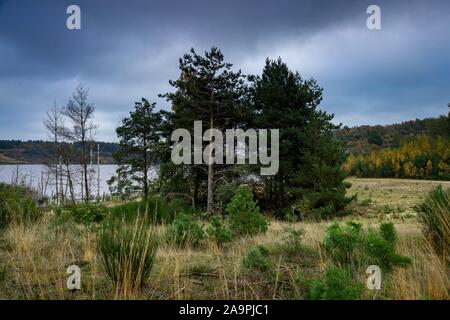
[43, 102, 64, 204]
[62, 85, 97, 202]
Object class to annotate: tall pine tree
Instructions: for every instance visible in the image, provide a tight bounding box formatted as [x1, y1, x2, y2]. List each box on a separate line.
[249, 58, 352, 218]
[161, 47, 246, 214]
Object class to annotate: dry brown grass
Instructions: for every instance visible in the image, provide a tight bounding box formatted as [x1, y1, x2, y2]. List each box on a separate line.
[0, 178, 448, 300]
[0, 216, 104, 299]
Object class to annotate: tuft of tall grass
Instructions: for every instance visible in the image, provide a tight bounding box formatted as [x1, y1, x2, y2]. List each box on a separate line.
[166, 213, 205, 248]
[414, 186, 450, 259]
[98, 212, 159, 299]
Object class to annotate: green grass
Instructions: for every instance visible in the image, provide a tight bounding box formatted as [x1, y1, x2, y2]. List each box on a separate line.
[0, 183, 42, 229]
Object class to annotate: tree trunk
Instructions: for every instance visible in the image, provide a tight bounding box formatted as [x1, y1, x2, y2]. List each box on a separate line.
[55, 154, 58, 205]
[280, 171, 285, 208]
[193, 176, 198, 209]
[143, 167, 149, 197]
[66, 164, 75, 204]
[81, 140, 89, 202]
[206, 115, 214, 214]
[83, 162, 89, 202]
[143, 142, 149, 197]
[207, 162, 214, 214]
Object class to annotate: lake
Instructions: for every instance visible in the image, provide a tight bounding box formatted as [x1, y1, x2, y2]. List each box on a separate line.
[0, 164, 118, 199]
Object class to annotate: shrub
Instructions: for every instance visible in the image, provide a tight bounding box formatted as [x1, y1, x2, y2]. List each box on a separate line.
[306, 189, 354, 219]
[146, 195, 189, 223]
[283, 227, 304, 253]
[306, 266, 363, 300]
[216, 181, 240, 211]
[414, 186, 450, 257]
[166, 213, 205, 247]
[242, 245, 270, 272]
[227, 185, 268, 236]
[48, 209, 80, 236]
[379, 222, 397, 245]
[98, 214, 158, 297]
[364, 224, 411, 271]
[0, 184, 41, 229]
[56, 203, 108, 225]
[324, 221, 362, 264]
[283, 198, 311, 222]
[206, 216, 234, 245]
[382, 205, 394, 214]
[110, 196, 183, 225]
[324, 220, 410, 272]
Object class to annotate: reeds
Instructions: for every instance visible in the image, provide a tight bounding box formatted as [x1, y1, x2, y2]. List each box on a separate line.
[414, 186, 450, 259]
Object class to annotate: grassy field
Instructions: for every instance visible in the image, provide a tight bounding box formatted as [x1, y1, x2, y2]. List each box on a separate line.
[0, 178, 448, 300]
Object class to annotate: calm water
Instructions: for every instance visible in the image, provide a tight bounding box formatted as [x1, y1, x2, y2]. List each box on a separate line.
[0, 164, 118, 199]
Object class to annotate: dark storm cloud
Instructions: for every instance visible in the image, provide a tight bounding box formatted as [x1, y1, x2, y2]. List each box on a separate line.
[0, 0, 449, 141]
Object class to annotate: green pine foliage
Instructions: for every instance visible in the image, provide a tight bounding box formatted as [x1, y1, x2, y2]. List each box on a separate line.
[242, 245, 271, 272]
[324, 221, 362, 265]
[166, 213, 205, 247]
[160, 47, 247, 213]
[206, 216, 234, 245]
[113, 98, 166, 197]
[323, 220, 410, 271]
[249, 58, 353, 218]
[306, 266, 364, 300]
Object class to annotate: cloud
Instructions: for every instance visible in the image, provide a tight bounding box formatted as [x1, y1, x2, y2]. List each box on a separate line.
[0, 0, 449, 141]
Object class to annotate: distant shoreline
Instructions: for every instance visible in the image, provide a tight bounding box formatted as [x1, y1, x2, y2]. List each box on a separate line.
[0, 159, 117, 165]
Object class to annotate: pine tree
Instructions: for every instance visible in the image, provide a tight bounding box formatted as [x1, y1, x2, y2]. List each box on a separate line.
[114, 98, 165, 197]
[161, 47, 246, 214]
[249, 58, 351, 217]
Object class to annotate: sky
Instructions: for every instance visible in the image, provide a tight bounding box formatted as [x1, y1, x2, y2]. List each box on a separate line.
[0, 0, 449, 142]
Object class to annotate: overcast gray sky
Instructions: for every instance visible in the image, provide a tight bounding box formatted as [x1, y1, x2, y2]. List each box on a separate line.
[0, 0, 449, 141]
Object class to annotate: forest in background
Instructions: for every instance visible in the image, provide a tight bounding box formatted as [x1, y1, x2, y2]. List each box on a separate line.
[2, 114, 448, 165]
[335, 114, 450, 154]
[338, 111, 450, 180]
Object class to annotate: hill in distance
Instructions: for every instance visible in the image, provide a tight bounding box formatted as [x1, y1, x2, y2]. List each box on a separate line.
[1, 114, 448, 164]
[0, 140, 119, 165]
[335, 114, 449, 154]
